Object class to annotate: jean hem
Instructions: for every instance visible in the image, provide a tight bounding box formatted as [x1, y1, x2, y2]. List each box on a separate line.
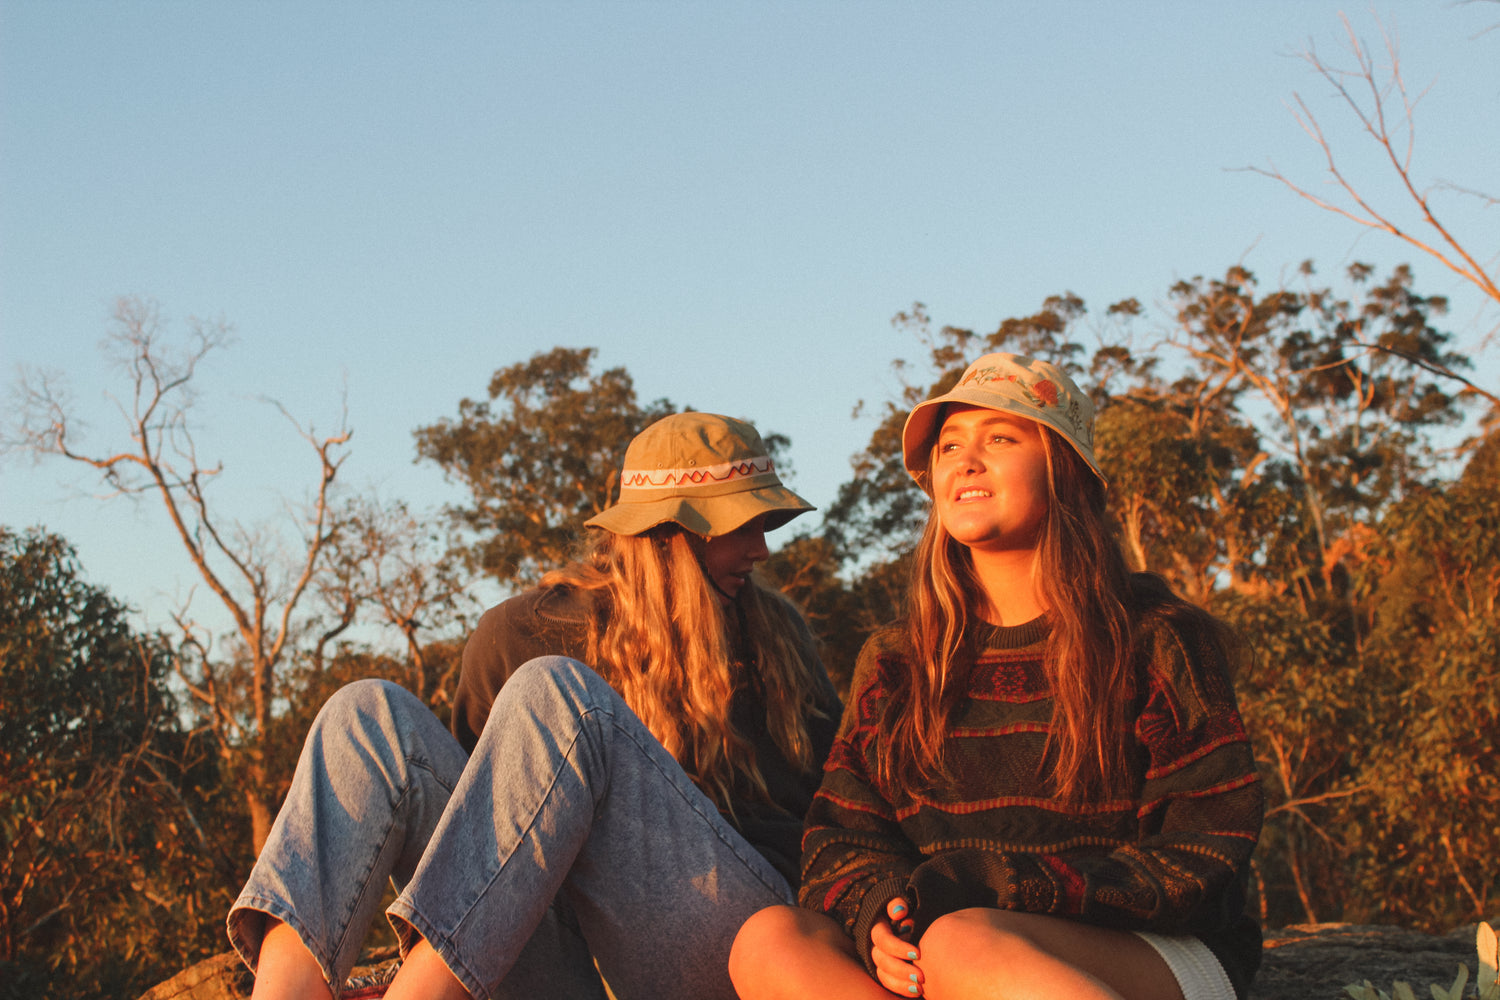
[386, 900, 492, 1000]
[229, 895, 346, 1000]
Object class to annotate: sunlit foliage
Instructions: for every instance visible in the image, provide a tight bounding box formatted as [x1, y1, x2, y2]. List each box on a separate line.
[0, 528, 233, 998]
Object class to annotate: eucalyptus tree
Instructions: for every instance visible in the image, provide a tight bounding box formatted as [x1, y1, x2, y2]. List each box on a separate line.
[1347, 438, 1500, 929]
[414, 346, 677, 588]
[0, 527, 230, 998]
[9, 297, 351, 853]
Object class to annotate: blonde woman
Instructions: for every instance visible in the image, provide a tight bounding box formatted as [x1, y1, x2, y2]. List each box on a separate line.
[730, 354, 1263, 1000]
[229, 413, 841, 1000]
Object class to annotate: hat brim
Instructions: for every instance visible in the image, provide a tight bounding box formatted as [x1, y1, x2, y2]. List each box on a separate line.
[902, 392, 1105, 486]
[584, 484, 814, 537]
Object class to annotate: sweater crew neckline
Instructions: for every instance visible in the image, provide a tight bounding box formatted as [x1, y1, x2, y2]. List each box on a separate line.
[973, 615, 1050, 651]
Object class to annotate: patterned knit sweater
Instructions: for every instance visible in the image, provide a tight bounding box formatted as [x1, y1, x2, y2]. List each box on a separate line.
[799, 606, 1264, 998]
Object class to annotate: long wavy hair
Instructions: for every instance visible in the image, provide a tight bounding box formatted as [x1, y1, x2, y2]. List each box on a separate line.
[878, 423, 1226, 801]
[542, 525, 825, 813]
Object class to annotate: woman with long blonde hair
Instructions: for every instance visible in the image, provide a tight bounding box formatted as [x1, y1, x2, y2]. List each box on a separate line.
[730, 354, 1263, 1000]
[230, 412, 840, 1000]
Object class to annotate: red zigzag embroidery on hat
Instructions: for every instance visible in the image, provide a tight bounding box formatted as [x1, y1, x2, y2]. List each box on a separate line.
[619, 457, 773, 490]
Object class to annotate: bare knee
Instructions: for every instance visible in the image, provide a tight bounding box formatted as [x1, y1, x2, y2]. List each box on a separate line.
[918, 909, 1050, 992]
[919, 909, 1151, 1000]
[923, 907, 1038, 954]
[729, 905, 802, 987]
[730, 905, 854, 1000]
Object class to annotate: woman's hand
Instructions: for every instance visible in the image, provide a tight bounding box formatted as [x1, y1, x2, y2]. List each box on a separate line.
[869, 896, 924, 996]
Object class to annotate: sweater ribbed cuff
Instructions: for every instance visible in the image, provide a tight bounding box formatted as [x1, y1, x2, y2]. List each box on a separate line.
[852, 875, 909, 978]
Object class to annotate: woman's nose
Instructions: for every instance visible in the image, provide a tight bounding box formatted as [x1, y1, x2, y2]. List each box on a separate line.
[745, 528, 770, 562]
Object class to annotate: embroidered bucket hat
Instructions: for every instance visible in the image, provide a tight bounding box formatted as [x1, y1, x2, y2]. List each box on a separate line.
[585, 412, 815, 537]
[901, 352, 1105, 489]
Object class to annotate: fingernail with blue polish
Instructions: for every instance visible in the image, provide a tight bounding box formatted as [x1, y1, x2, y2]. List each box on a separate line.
[909, 973, 920, 983]
[892, 902, 907, 915]
[908, 987, 920, 996]
[908, 950, 918, 960]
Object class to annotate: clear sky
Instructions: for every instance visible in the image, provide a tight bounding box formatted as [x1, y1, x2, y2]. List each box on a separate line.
[3, 1, 1497, 639]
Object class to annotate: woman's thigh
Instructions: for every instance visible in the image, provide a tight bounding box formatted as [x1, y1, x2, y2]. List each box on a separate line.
[730, 905, 884, 1000]
[917, 909, 1184, 1000]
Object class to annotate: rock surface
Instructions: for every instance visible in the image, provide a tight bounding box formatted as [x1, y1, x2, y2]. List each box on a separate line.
[139, 924, 1490, 1000]
[136, 947, 399, 1000]
[1252, 923, 1485, 1000]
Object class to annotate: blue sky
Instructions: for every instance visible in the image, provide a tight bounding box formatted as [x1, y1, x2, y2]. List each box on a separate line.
[3, 1, 1497, 639]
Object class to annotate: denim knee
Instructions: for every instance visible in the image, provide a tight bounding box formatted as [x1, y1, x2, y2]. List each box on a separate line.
[314, 677, 419, 732]
[311, 678, 438, 757]
[491, 657, 613, 723]
[301, 677, 462, 826]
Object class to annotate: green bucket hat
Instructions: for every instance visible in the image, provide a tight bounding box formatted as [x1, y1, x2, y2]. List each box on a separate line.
[585, 412, 814, 537]
[901, 352, 1105, 489]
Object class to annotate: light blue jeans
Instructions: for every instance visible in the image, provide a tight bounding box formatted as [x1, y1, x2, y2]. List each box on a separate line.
[228, 657, 793, 1000]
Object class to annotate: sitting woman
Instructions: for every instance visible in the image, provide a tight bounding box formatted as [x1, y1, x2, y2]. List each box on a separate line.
[729, 353, 1264, 1000]
[228, 411, 842, 1000]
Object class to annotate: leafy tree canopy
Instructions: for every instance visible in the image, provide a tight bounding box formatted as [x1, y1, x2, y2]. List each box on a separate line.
[414, 346, 677, 587]
[0, 526, 231, 999]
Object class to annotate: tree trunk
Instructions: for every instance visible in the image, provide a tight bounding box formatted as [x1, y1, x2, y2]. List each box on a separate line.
[244, 759, 276, 855]
[1287, 838, 1320, 925]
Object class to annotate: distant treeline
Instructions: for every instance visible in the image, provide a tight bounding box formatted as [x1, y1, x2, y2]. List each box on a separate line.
[3, 263, 1497, 999]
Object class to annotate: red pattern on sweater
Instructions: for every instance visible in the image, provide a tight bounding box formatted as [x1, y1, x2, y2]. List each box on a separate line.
[798, 609, 1265, 998]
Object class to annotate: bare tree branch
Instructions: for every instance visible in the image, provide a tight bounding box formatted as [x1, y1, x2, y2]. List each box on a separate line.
[8, 297, 354, 852]
[1353, 337, 1500, 409]
[1243, 12, 1499, 329]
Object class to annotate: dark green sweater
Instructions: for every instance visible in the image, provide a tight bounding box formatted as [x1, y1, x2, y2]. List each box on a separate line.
[800, 608, 1264, 998]
[453, 583, 842, 886]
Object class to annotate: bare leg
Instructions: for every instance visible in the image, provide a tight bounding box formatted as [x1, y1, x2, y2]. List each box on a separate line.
[730, 905, 1184, 1000]
[916, 909, 1184, 1000]
[729, 905, 891, 1000]
[250, 918, 333, 1000]
[383, 938, 472, 1000]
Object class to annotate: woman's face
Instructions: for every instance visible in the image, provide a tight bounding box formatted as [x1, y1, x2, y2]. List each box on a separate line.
[930, 405, 1051, 557]
[702, 513, 771, 606]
